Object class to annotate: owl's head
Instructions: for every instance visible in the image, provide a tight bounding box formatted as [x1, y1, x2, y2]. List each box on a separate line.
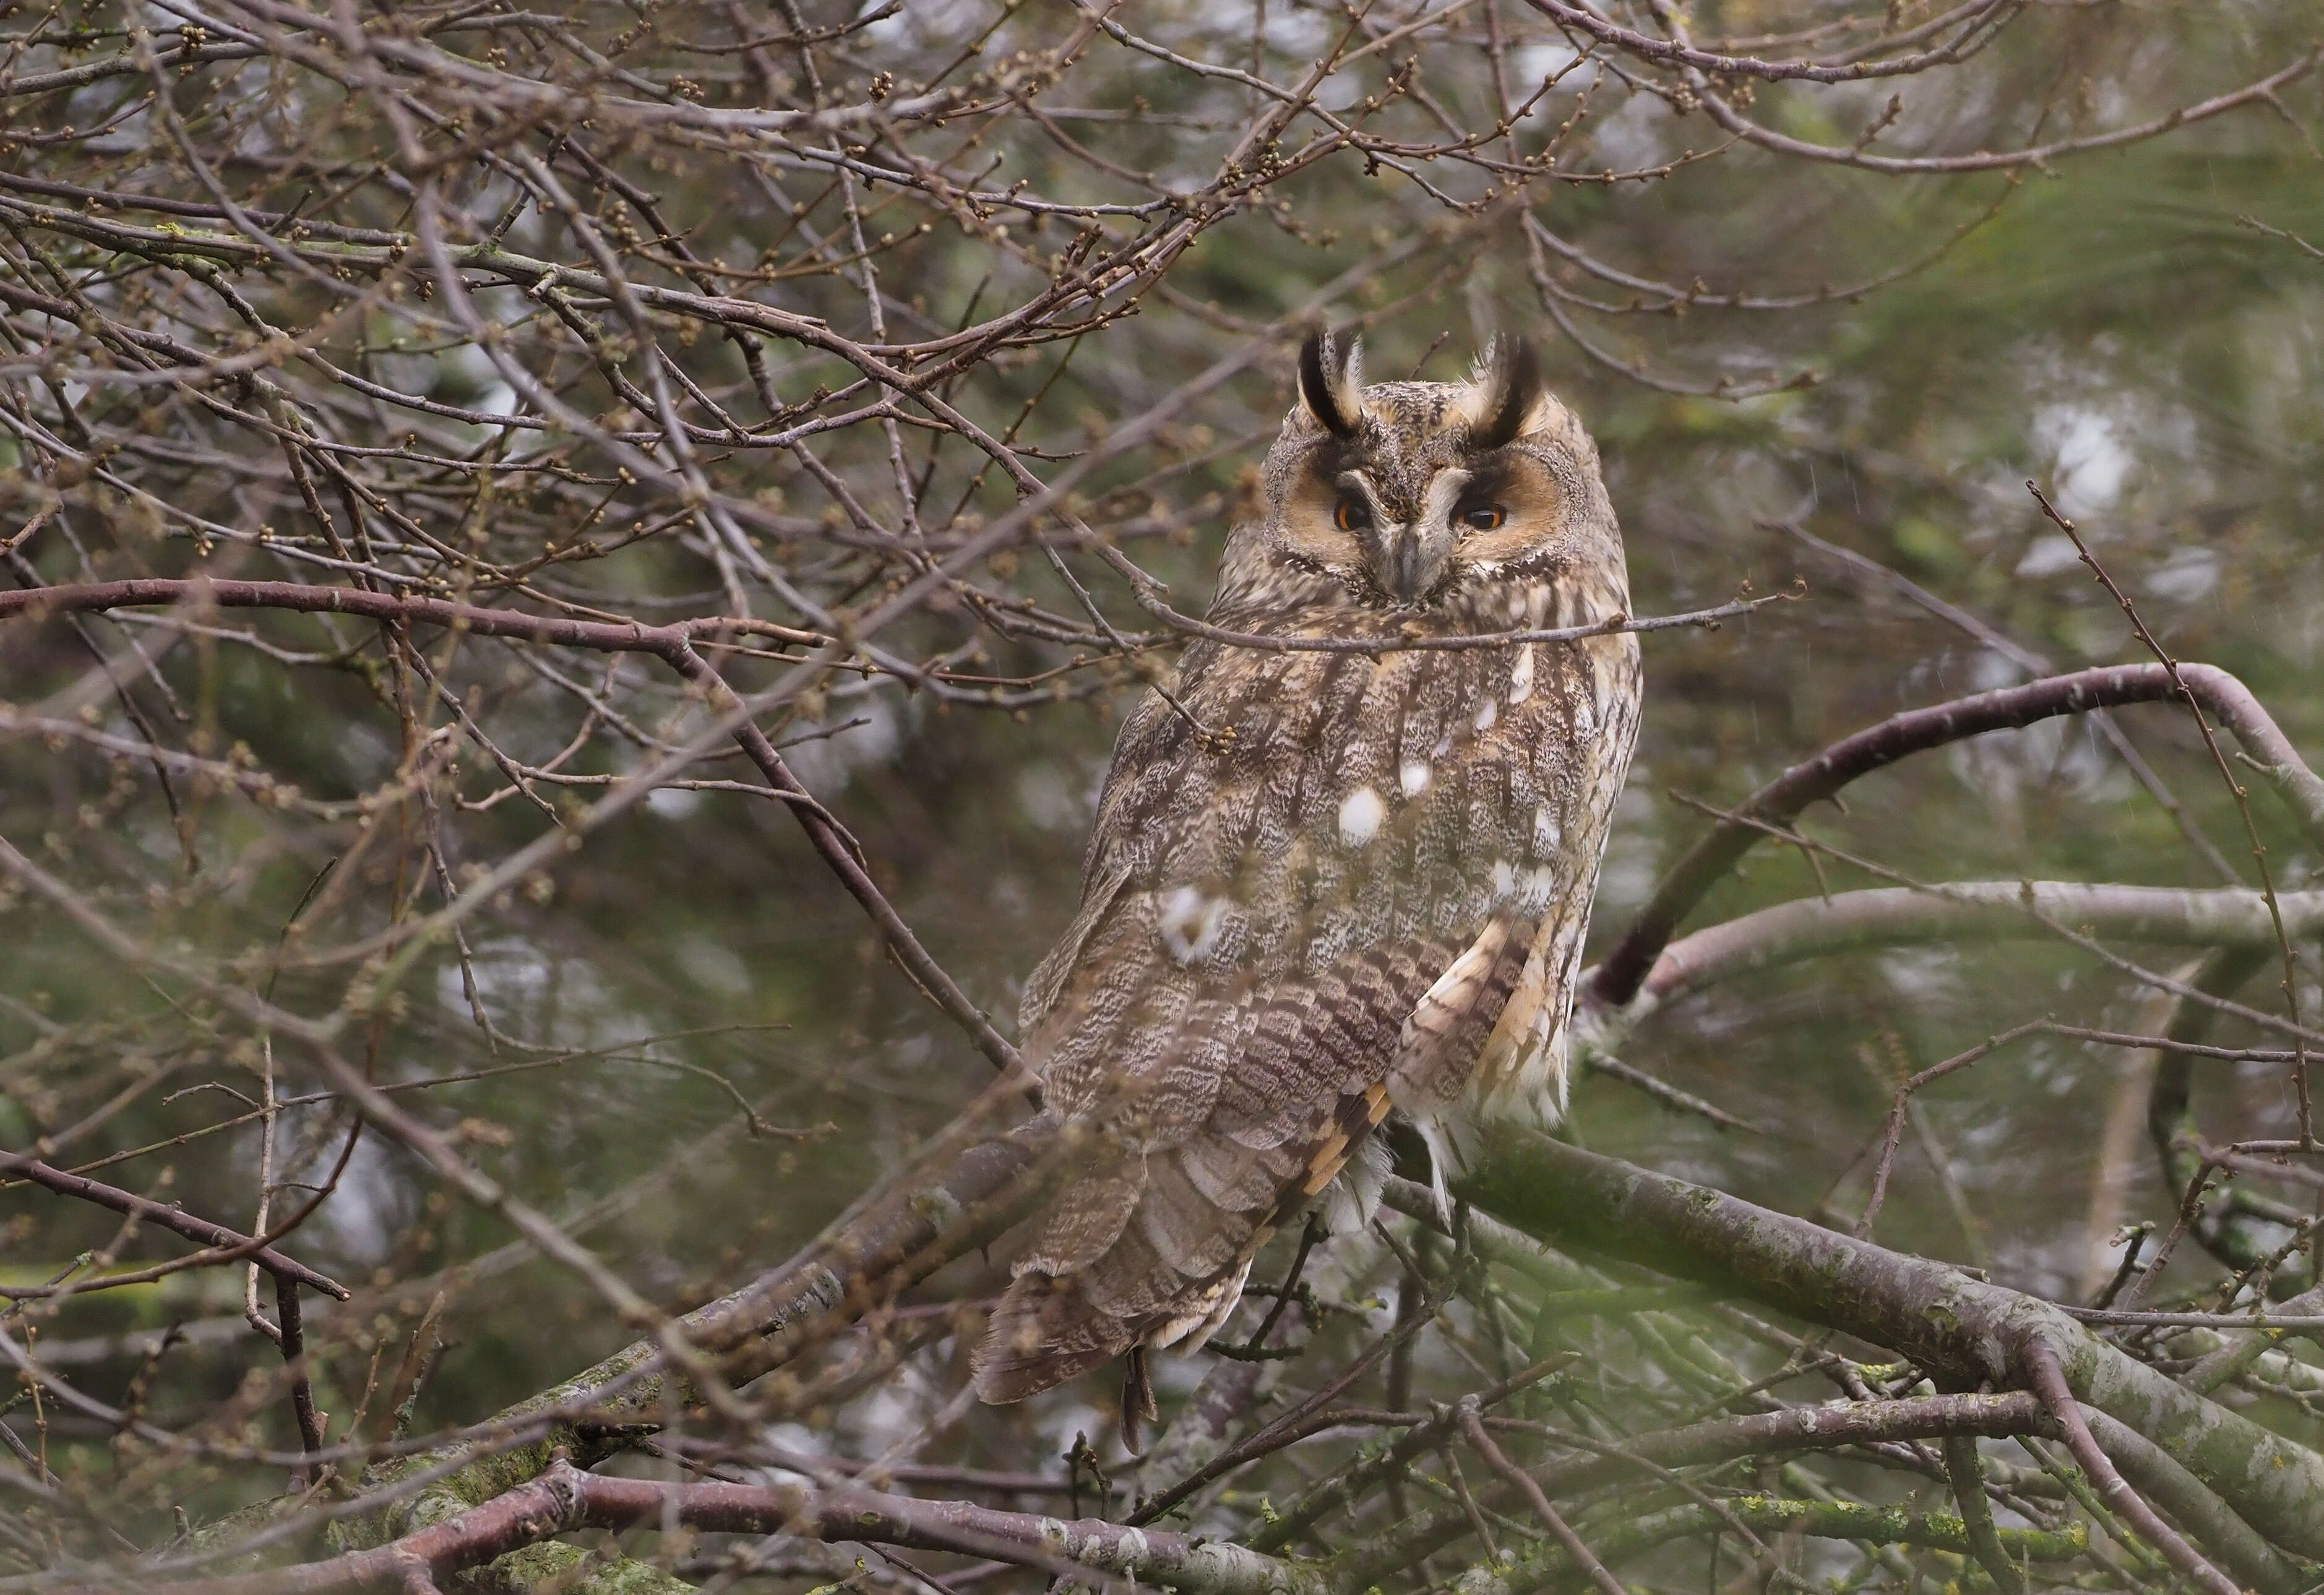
[1222, 330, 1624, 619]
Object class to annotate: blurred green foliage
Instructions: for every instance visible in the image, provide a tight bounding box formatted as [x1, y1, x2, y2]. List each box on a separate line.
[2, 0, 2322, 1539]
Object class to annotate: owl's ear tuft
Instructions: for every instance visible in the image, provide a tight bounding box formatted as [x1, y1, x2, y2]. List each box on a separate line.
[1467, 336, 1545, 452]
[1298, 329, 1364, 439]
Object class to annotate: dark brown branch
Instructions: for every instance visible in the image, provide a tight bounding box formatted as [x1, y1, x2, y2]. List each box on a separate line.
[2020, 1339, 2236, 1595]
[1457, 1405, 1626, 1595]
[0, 1150, 348, 1300]
[100, 1457, 1322, 1595]
[276, 1278, 329, 1479]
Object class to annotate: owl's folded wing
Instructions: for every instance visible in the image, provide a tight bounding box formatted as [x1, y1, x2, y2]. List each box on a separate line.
[971, 921, 1526, 1406]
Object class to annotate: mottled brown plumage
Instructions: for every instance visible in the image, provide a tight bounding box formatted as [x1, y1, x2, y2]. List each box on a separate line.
[973, 332, 1642, 1420]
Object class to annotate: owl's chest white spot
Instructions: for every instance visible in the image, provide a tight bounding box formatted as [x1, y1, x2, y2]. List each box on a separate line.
[1156, 885, 1229, 966]
[1473, 697, 1499, 733]
[1533, 802, 1563, 857]
[1507, 644, 1535, 705]
[1398, 760, 1432, 798]
[1484, 855, 1554, 908]
[1514, 862, 1557, 913]
[1338, 785, 1386, 846]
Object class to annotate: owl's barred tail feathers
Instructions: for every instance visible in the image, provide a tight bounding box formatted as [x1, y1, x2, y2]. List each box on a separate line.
[968, 1167, 1265, 1408]
[970, 932, 1529, 1412]
[971, 1084, 1398, 1410]
[975, 1271, 1171, 1453]
[971, 1270, 1137, 1405]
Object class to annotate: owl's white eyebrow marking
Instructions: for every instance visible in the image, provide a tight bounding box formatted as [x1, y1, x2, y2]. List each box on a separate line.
[1156, 885, 1228, 966]
[1508, 643, 1535, 705]
[1399, 760, 1432, 798]
[1333, 470, 1390, 525]
[1338, 786, 1385, 846]
[1418, 466, 1471, 537]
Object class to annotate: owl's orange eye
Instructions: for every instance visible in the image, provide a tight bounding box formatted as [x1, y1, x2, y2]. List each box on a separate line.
[1334, 496, 1371, 532]
[1461, 504, 1507, 531]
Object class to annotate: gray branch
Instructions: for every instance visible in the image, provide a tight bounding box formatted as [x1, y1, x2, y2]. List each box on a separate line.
[1453, 1126, 2321, 1592]
[1627, 879, 2324, 1018]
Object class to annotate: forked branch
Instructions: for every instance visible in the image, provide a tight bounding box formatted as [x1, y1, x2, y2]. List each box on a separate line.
[1588, 661, 2324, 1008]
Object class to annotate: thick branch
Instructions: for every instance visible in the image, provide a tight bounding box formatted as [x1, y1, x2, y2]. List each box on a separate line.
[1452, 1125, 2324, 1583]
[2078, 1408, 2303, 1594]
[1278, 1390, 2051, 1558]
[2021, 1339, 2236, 1595]
[118, 1458, 1325, 1595]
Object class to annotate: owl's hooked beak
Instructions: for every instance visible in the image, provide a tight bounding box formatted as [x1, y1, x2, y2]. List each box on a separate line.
[1361, 468, 1469, 604]
[1371, 522, 1448, 603]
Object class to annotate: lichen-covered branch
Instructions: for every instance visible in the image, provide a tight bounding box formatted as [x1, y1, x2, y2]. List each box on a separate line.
[1453, 1127, 2324, 1586]
[1447, 1496, 2086, 1595]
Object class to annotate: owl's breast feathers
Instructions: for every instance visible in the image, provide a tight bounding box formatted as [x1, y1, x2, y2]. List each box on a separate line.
[974, 599, 1639, 1408]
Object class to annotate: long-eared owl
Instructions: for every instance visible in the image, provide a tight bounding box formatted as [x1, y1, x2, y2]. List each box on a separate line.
[973, 332, 1642, 1424]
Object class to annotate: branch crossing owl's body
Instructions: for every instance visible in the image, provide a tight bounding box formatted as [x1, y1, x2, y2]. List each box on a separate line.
[973, 334, 1641, 1420]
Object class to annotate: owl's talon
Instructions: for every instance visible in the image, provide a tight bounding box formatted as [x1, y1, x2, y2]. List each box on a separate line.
[1119, 1345, 1158, 1456]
